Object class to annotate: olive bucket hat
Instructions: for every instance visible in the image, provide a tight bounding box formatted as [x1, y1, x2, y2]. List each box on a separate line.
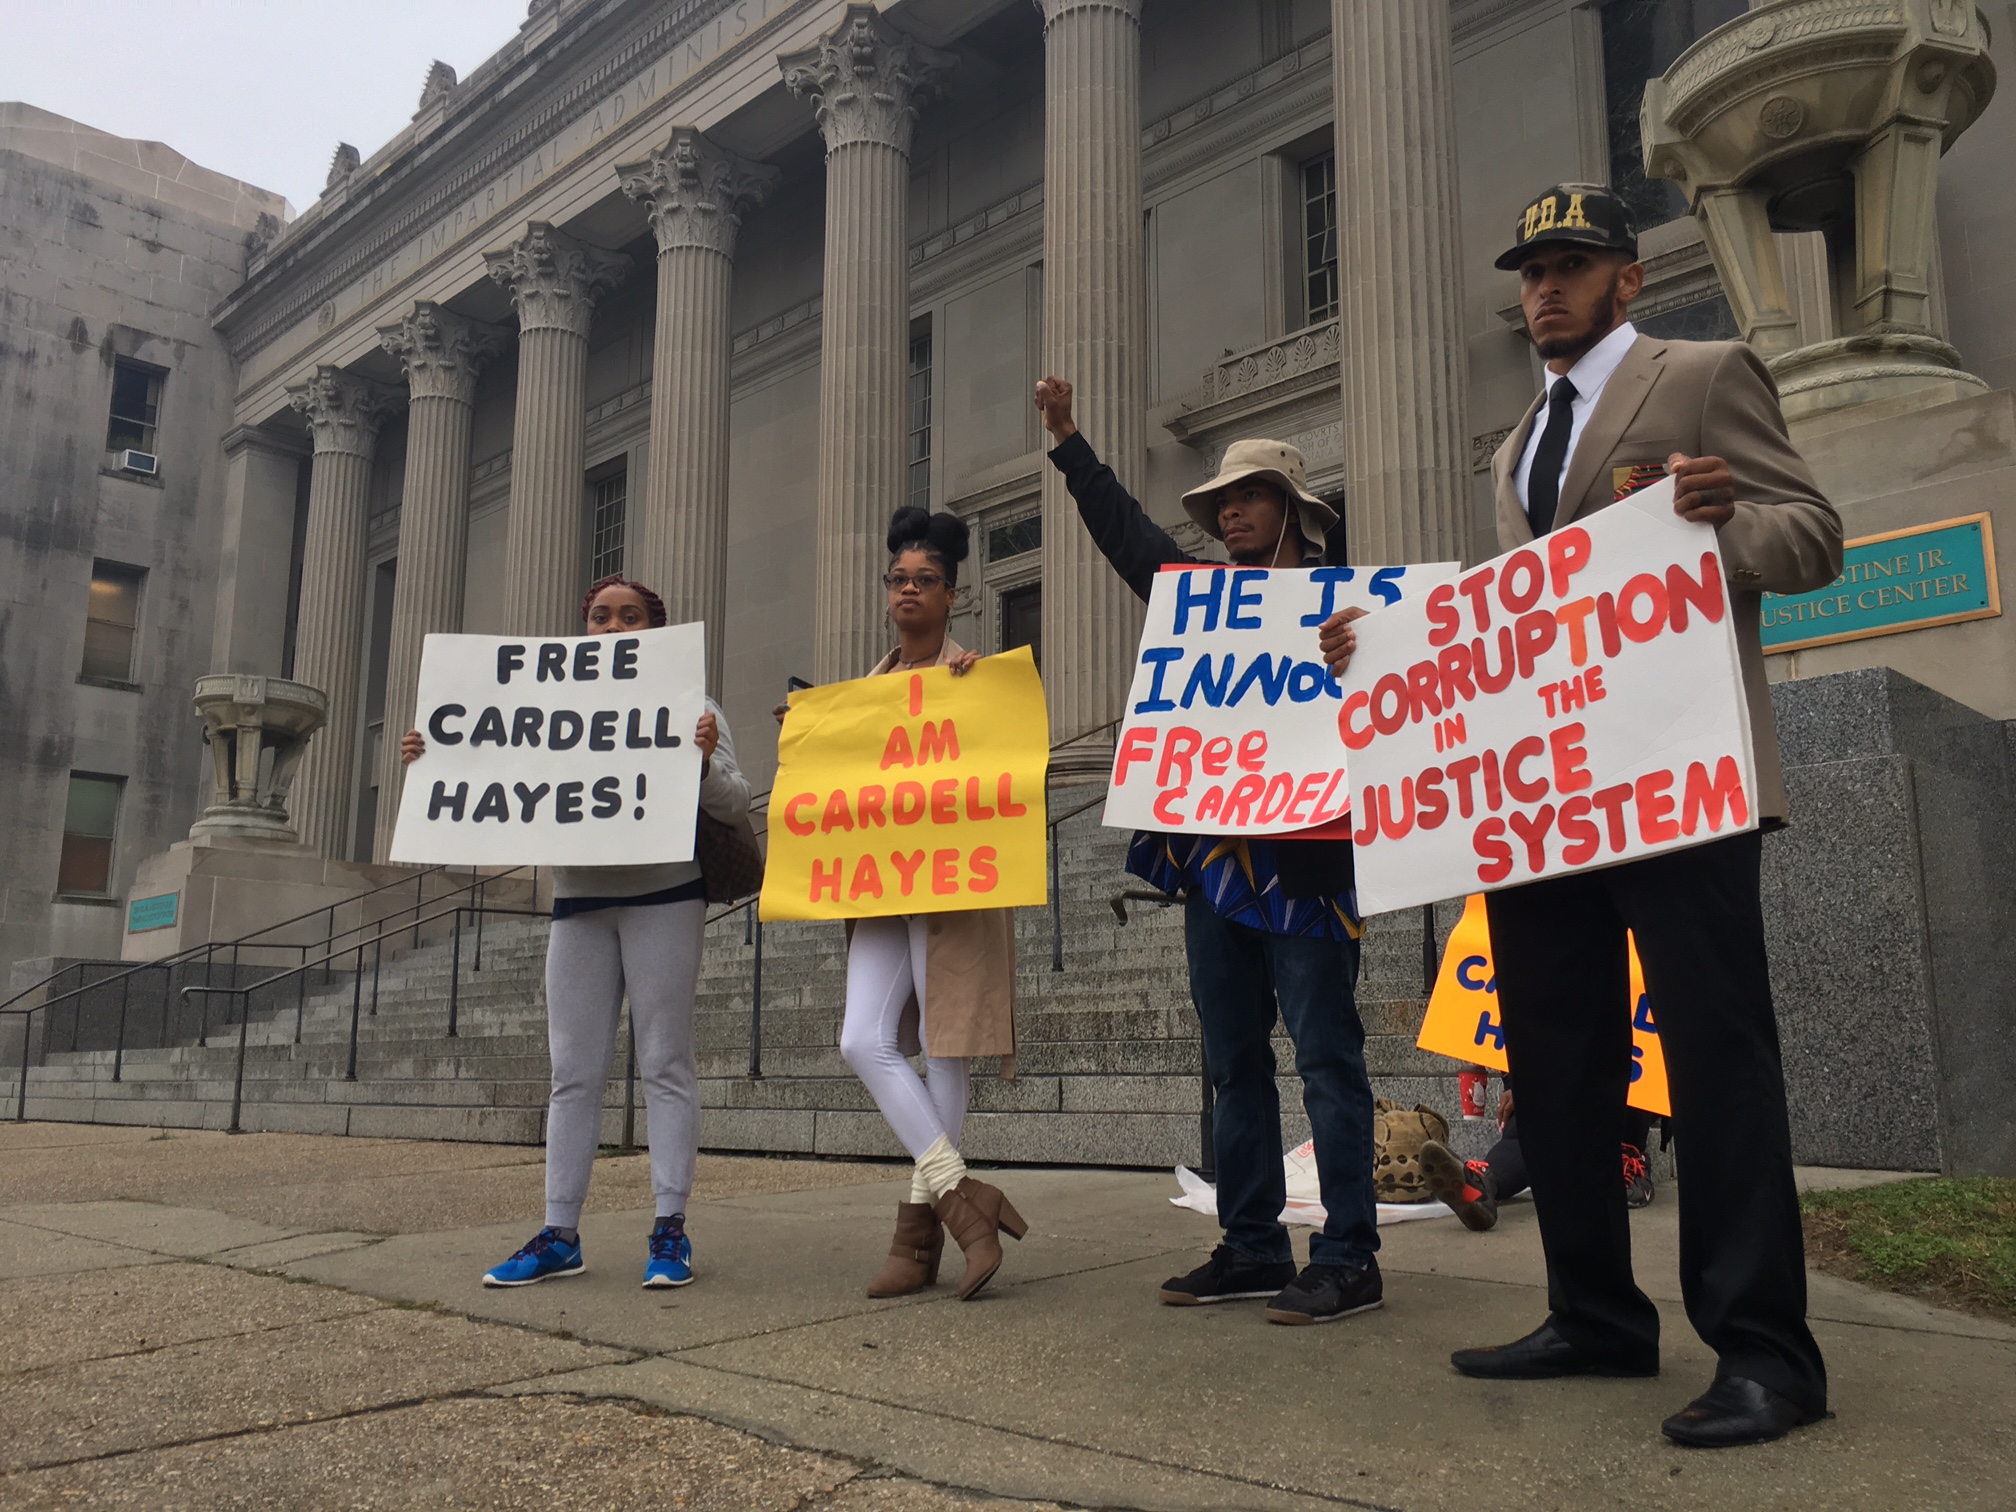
[1181, 438, 1339, 555]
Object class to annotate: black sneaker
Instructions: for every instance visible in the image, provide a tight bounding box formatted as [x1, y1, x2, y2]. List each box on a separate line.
[1623, 1143, 1654, 1210]
[1263, 1259, 1384, 1326]
[1158, 1245, 1297, 1306]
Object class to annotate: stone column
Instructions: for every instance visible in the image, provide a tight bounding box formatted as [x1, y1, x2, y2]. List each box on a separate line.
[1035, 0, 1148, 757]
[618, 129, 778, 691]
[1331, 0, 1470, 563]
[285, 368, 402, 859]
[370, 303, 507, 862]
[484, 223, 630, 636]
[782, 6, 954, 684]
[212, 426, 308, 677]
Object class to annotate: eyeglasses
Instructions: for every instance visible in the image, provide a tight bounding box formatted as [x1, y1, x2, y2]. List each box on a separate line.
[883, 572, 947, 592]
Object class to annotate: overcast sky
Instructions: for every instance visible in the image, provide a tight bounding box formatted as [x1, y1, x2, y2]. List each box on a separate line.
[0, 2, 530, 214]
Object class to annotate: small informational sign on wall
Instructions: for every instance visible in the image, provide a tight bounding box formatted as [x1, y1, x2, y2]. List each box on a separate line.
[1340, 480, 1757, 914]
[760, 648, 1051, 921]
[1103, 564, 1460, 837]
[1761, 513, 2000, 653]
[126, 892, 179, 934]
[389, 626, 706, 867]
[1416, 895, 1670, 1116]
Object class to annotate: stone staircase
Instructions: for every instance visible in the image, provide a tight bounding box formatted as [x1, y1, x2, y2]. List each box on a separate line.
[8, 811, 1489, 1165]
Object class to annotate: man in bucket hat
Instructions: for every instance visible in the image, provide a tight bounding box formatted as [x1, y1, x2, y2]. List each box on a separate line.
[1036, 377, 1381, 1328]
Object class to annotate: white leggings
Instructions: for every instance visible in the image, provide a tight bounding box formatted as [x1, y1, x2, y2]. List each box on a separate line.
[841, 916, 970, 1159]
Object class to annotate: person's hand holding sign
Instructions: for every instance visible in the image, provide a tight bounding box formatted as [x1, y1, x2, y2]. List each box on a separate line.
[1670, 452, 1736, 527]
[1317, 604, 1371, 680]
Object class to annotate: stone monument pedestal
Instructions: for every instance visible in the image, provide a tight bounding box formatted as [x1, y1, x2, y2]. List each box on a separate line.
[120, 833, 416, 965]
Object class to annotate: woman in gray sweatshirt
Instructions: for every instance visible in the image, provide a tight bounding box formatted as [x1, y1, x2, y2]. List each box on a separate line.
[400, 575, 748, 1290]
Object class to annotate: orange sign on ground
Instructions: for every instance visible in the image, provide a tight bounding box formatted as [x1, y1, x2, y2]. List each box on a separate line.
[1416, 894, 1670, 1117]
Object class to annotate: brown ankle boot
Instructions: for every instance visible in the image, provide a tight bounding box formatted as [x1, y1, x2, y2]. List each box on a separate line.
[932, 1177, 1028, 1301]
[865, 1202, 943, 1298]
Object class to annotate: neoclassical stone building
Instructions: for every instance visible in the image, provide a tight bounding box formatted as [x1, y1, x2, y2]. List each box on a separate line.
[8, 0, 2016, 978]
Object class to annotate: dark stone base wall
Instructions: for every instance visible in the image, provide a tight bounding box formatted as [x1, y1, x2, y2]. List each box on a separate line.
[1766, 668, 2016, 1175]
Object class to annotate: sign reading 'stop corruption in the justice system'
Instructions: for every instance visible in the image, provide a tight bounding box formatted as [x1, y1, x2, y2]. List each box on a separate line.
[1104, 563, 1461, 837]
[760, 647, 1051, 921]
[1416, 896, 1670, 1116]
[389, 625, 706, 867]
[1339, 478, 1757, 915]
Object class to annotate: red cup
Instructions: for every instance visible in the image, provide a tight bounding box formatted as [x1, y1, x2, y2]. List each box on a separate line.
[1458, 1068, 1488, 1121]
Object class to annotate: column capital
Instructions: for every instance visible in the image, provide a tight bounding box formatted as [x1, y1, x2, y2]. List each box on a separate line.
[780, 5, 956, 157]
[1032, 0, 1143, 29]
[483, 222, 631, 338]
[286, 367, 402, 459]
[377, 302, 509, 404]
[617, 128, 780, 259]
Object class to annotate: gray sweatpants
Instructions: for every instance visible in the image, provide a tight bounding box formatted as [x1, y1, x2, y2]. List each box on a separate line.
[543, 899, 705, 1229]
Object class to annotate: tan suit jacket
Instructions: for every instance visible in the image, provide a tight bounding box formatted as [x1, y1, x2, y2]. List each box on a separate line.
[856, 637, 1019, 1073]
[1490, 335, 1842, 822]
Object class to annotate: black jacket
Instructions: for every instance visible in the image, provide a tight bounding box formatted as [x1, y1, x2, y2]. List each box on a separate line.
[1046, 432, 1356, 902]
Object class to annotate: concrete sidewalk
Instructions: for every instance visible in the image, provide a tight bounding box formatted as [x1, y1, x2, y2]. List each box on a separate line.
[1, 1124, 2009, 1510]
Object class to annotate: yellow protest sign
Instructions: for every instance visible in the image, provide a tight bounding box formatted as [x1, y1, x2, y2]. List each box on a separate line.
[1417, 894, 1670, 1116]
[759, 647, 1051, 921]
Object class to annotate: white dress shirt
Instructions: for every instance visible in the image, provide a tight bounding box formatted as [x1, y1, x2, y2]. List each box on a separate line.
[1514, 320, 1641, 513]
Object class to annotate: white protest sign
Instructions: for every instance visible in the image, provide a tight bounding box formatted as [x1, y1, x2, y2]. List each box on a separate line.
[1104, 564, 1460, 836]
[1340, 479, 1757, 914]
[388, 624, 707, 867]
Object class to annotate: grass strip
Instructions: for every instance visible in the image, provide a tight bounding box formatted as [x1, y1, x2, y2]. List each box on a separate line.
[1801, 1177, 2016, 1323]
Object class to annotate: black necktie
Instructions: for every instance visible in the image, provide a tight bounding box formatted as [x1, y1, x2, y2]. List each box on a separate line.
[1525, 376, 1578, 536]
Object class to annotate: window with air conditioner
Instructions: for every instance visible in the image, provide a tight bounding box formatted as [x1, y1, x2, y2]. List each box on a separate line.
[58, 773, 123, 896]
[81, 562, 144, 685]
[105, 359, 164, 473]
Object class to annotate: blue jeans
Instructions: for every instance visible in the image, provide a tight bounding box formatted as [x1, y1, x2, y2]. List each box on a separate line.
[1183, 891, 1378, 1269]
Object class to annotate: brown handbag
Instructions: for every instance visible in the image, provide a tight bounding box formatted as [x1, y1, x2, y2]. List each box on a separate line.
[695, 809, 765, 904]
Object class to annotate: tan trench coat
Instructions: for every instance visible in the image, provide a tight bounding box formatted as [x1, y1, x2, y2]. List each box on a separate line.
[848, 637, 1020, 1076]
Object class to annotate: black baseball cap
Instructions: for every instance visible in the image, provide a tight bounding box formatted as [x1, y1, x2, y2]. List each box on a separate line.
[1494, 183, 1638, 270]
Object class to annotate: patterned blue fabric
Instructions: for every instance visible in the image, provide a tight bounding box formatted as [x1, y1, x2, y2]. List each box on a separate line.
[1126, 831, 1362, 940]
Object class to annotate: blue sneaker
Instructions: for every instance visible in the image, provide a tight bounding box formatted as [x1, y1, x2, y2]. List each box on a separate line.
[482, 1228, 584, 1287]
[644, 1224, 694, 1288]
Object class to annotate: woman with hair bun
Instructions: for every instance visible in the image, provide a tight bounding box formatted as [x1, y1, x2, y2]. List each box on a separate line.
[830, 506, 1027, 1300]
[400, 575, 746, 1292]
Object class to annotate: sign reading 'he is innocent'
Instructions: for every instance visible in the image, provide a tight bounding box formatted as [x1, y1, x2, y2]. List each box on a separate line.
[389, 625, 706, 868]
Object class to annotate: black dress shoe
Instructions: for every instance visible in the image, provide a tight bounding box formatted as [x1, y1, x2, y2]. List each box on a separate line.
[1451, 1320, 1659, 1380]
[1661, 1376, 1824, 1448]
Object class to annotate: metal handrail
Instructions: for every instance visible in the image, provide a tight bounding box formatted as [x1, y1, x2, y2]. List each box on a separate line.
[6, 866, 532, 1120]
[5, 711, 1144, 1127]
[0, 862, 465, 1019]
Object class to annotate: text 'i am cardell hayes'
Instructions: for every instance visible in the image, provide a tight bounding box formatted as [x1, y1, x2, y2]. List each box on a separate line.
[388, 624, 708, 868]
[761, 647, 1051, 921]
[1337, 478, 1759, 915]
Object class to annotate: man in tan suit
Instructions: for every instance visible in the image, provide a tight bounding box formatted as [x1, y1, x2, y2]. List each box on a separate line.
[1324, 184, 1841, 1447]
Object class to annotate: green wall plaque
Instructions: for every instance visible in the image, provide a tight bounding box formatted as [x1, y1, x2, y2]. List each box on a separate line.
[126, 892, 178, 933]
[1761, 514, 2001, 654]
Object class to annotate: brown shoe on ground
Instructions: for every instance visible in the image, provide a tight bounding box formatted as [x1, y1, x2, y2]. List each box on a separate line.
[866, 1202, 944, 1298]
[931, 1176, 1028, 1300]
[1419, 1139, 1498, 1232]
